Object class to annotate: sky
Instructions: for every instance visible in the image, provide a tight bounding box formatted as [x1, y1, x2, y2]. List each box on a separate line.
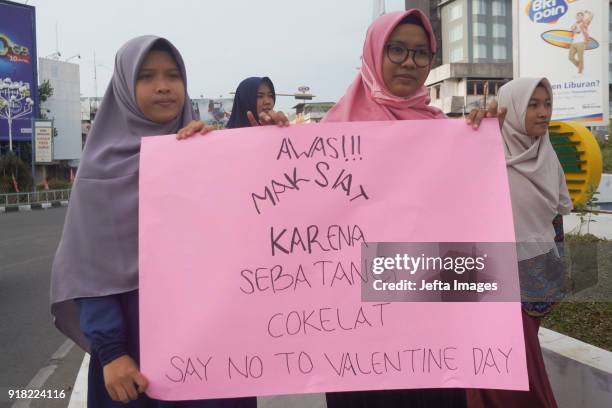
[23, 0, 409, 113]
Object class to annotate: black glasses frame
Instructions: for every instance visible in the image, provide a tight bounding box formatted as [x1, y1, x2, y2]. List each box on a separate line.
[385, 43, 433, 68]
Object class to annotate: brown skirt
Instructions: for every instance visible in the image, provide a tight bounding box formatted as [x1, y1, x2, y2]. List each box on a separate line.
[326, 388, 466, 408]
[466, 310, 558, 408]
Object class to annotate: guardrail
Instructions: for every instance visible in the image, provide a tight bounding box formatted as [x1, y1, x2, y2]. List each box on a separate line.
[0, 189, 71, 206]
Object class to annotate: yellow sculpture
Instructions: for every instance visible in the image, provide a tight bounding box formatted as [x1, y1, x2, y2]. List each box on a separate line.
[549, 121, 603, 206]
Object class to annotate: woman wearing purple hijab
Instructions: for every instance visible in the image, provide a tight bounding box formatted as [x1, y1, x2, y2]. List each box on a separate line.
[50, 36, 255, 408]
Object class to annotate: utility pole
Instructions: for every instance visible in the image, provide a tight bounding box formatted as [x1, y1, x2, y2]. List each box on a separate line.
[93, 51, 98, 112]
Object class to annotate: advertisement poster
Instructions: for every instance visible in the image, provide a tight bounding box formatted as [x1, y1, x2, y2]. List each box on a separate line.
[193, 98, 233, 127]
[516, 0, 609, 126]
[0, 0, 38, 144]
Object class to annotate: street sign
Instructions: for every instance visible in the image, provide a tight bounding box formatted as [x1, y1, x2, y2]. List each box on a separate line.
[34, 119, 53, 163]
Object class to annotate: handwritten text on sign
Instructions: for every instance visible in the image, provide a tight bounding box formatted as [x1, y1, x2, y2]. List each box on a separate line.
[139, 120, 527, 400]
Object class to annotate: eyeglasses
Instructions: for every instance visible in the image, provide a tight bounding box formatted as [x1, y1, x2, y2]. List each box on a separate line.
[385, 42, 433, 68]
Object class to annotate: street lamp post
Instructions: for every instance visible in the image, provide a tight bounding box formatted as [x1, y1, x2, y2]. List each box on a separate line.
[0, 77, 34, 152]
[91, 51, 111, 112]
[64, 54, 81, 62]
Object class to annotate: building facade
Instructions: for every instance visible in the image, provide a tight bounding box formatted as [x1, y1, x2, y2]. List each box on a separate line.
[407, 0, 611, 124]
[406, 0, 513, 116]
[290, 102, 335, 124]
[39, 58, 82, 163]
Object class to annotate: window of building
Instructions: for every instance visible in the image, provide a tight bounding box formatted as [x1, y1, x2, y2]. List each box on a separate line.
[430, 85, 441, 100]
[492, 80, 505, 95]
[467, 80, 505, 96]
[449, 25, 463, 42]
[472, 0, 487, 15]
[492, 0, 506, 16]
[473, 43, 487, 59]
[473, 22, 486, 37]
[493, 23, 506, 38]
[493, 44, 507, 60]
[468, 80, 484, 96]
[450, 46, 464, 62]
[450, 3, 463, 21]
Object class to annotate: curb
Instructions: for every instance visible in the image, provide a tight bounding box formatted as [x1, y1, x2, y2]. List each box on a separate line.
[540, 327, 612, 407]
[0, 200, 68, 214]
[67, 353, 89, 408]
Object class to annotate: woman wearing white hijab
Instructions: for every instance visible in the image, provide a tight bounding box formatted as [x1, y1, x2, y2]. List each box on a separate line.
[501, 77, 572, 263]
[468, 77, 572, 408]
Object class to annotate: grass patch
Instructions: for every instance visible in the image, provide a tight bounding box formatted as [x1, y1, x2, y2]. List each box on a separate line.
[543, 302, 612, 351]
[601, 138, 612, 173]
[541, 233, 612, 351]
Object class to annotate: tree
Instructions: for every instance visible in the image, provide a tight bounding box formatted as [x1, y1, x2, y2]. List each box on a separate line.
[38, 79, 54, 105]
[37, 79, 58, 138]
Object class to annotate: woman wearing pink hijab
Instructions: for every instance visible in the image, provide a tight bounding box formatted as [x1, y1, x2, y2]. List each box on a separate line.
[322, 10, 446, 123]
[324, 9, 467, 407]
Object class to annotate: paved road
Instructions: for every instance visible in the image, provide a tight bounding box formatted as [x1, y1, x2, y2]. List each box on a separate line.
[0, 208, 82, 407]
[0, 208, 325, 408]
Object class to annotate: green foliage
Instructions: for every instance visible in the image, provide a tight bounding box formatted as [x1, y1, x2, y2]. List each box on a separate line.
[37, 80, 58, 138]
[573, 185, 599, 235]
[600, 138, 612, 174]
[543, 234, 611, 351]
[36, 178, 72, 190]
[17, 141, 32, 164]
[566, 233, 605, 243]
[38, 79, 54, 104]
[0, 153, 32, 193]
[543, 302, 612, 351]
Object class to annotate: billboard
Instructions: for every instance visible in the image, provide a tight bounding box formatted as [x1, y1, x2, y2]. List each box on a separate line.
[34, 119, 52, 163]
[192, 98, 234, 127]
[39, 58, 82, 160]
[0, 0, 38, 144]
[515, 0, 609, 126]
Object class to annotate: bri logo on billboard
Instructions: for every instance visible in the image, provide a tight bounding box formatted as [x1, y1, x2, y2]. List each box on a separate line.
[525, 0, 569, 24]
[0, 34, 30, 64]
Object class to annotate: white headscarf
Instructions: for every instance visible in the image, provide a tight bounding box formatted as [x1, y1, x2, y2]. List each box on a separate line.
[497, 77, 573, 261]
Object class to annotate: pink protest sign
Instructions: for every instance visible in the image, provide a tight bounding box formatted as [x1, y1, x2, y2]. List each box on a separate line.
[139, 119, 528, 400]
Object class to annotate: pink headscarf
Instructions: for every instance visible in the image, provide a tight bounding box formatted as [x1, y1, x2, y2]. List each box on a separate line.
[323, 9, 445, 122]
